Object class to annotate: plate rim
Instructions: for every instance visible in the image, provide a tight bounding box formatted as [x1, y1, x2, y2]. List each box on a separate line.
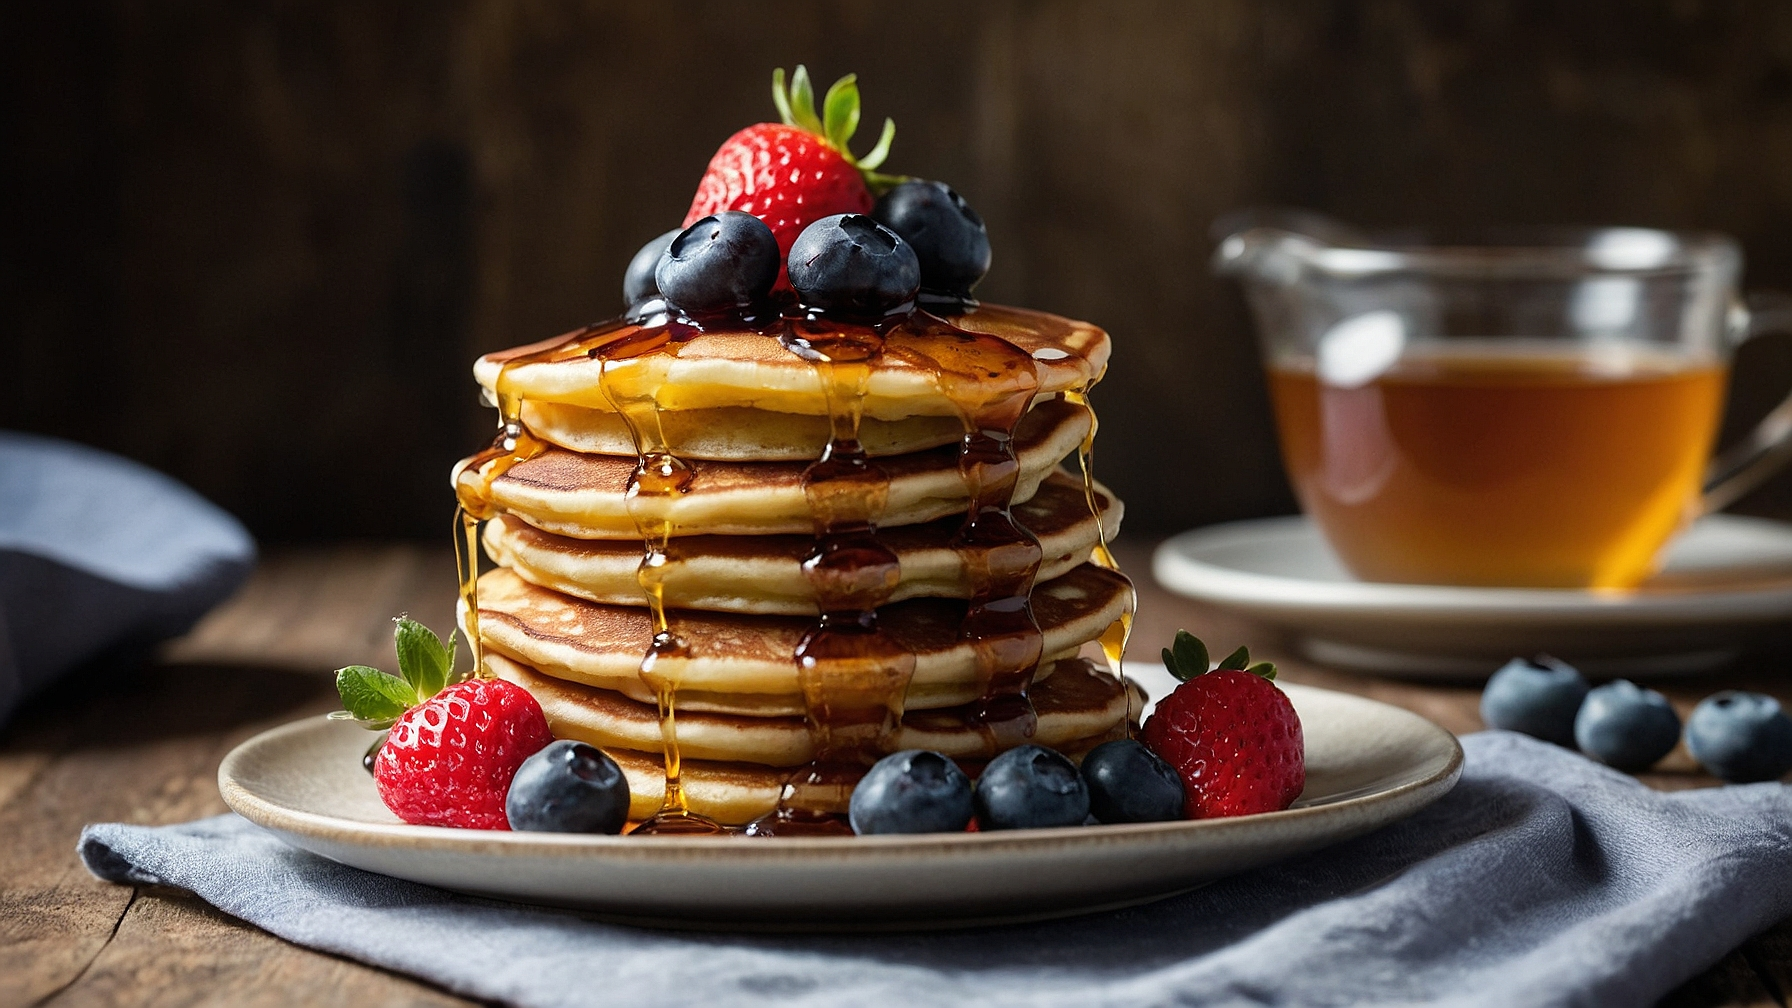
[1154, 513, 1792, 622]
[218, 683, 1464, 861]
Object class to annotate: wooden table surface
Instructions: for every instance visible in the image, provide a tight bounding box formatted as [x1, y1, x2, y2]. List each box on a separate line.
[3, 539, 1790, 1007]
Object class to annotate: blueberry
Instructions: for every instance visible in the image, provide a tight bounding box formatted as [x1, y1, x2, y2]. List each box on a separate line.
[872, 180, 991, 296]
[505, 739, 630, 833]
[654, 211, 780, 316]
[1685, 691, 1792, 783]
[1080, 739, 1184, 823]
[787, 213, 920, 316]
[1479, 655, 1590, 747]
[1574, 680, 1681, 771]
[622, 228, 680, 308]
[974, 744, 1090, 830]
[848, 749, 975, 835]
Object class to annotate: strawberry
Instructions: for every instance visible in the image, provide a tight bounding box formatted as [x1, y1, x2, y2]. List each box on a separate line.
[374, 678, 552, 829]
[334, 618, 553, 829]
[1141, 631, 1304, 819]
[684, 66, 902, 282]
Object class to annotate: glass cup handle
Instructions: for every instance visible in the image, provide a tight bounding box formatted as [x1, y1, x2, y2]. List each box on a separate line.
[1704, 291, 1792, 512]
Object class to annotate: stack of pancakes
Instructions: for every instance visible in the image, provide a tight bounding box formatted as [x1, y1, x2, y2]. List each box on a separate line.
[454, 304, 1134, 826]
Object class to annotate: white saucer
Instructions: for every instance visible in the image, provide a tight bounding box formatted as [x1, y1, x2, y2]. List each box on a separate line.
[1153, 514, 1792, 680]
[218, 684, 1459, 931]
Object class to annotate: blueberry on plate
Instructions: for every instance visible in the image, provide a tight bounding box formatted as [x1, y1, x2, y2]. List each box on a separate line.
[1479, 655, 1590, 747]
[848, 749, 975, 835]
[1080, 739, 1184, 824]
[505, 739, 631, 833]
[1574, 679, 1681, 772]
[622, 228, 680, 308]
[872, 180, 991, 297]
[787, 213, 921, 317]
[654, 211, 780, 316]
[974, 744, 1090, 830]
[1685, 691, 1792, 783]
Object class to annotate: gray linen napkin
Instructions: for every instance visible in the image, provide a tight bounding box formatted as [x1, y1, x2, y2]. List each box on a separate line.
[80, 731, 1792, 1007]
[0, 431, 255, 722]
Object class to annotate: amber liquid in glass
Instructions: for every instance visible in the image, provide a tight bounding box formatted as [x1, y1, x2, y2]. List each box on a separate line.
[1268, 345, 1727, 589]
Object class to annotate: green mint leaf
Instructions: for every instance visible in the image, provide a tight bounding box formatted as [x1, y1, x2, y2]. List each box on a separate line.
[335, 665, 417, 725]
[822, 73, 861, 151]
[1217, 645, 1251, 671]
[1169, 630, 1209, 681]
[856, 118, 896, 170]
[788, 65, 823, 135]
[1245, 661, 1278, 681]
[393, 617, 452, 700]
[771, 67, 795, 126]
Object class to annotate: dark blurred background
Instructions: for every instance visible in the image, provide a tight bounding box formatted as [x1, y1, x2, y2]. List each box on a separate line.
[10, 0, 1792, 542]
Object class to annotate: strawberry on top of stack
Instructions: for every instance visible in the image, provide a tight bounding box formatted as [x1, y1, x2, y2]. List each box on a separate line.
[331, 66, 1304, 835]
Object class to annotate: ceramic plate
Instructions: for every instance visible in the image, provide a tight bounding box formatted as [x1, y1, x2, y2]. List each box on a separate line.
[218, 682, 1460, 930]
[1154, 513, 1792, 680]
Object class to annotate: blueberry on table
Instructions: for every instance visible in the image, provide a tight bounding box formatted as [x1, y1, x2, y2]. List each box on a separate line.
[1080, 739, 1185, 824]
[974, 744, 1091, 830]
[872, 180, 991, 297]
[622, 228, 680, 308]
[1574, 680, 1681, 772]
[505, 739, 631, 834]
[1479, 655, 1590, 747]
[1686, 691, 1792, 783]
[787, 213, 921, 317]
[654, 211, 780, 316]
[848, 750, 975, 835]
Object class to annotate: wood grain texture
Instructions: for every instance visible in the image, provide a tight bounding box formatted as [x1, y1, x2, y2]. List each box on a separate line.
[0, 545, 473, 1006]
[13, 2, 1792, 539]
[0, 542, 1783, 1006]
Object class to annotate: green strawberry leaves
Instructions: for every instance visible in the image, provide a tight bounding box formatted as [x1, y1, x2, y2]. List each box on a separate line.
[1162, 630, 1209, 683]
[772, 66, 903, 189]
[332, 666, 415, 729]
[394, 617, 455, 699]
[1161, 630, 1277, 683]
[330, 617, 459, 730]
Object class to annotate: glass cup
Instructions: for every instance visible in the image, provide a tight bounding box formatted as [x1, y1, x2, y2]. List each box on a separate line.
[1214, 211, 1792, 589]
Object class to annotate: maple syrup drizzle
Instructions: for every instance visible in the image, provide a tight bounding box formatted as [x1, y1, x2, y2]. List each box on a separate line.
[745, 316, 914, 837]
[591, 320, 727, 836]
[451, 315, 727, 834]
[1062, 384, 1135, 709]
[891, 312, 1045, 754]
[454, 382, 555, 676]
[453, 303, 1112, 830]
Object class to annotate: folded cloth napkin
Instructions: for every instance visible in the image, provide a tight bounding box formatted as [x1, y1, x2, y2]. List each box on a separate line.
[80, 732, 1792, 1008]
[0, 431, 255, 722]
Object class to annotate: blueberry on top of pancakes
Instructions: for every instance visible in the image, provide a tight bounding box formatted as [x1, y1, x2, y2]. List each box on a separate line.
[655, 211, 781, 317]
[873, 180, 990, 302]
[787, 213, 920, 318]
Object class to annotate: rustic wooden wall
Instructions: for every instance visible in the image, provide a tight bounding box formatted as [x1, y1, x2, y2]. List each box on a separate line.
[10, 0, 1792, 541]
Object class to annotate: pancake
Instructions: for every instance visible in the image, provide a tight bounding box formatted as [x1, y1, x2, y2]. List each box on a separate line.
[473, 304, 1108, 425]
[482, 470, 1122, 614]
[471, 562, 1133, 716]
[466, 396, 1090, 540]
[494, 653, 1132, 767]
[605, 722, 1133, 826]
[517, 401, 971, 461]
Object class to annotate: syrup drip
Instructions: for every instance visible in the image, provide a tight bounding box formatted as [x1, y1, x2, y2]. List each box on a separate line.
[891, 312, 1045, 754]
[1063, 383, 1135, 728]
[745, 317, 913, 837]
[591, 321, 726, 836]
[454, 382, 554, 675]
[452, 314, 727, 834]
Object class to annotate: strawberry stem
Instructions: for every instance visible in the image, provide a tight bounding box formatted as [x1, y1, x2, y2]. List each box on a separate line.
[772, 65, 908, 193]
